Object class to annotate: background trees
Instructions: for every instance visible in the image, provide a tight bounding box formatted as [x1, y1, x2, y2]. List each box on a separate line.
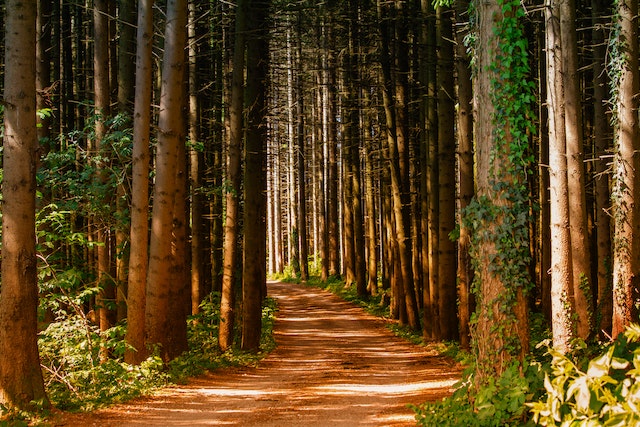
[1, 0, 639, 416]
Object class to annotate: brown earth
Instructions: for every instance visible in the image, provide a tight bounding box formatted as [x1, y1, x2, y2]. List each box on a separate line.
[54, 281, 461, 426]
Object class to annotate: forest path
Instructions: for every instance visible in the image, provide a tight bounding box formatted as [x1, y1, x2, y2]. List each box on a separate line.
[58, 281, 460, 426]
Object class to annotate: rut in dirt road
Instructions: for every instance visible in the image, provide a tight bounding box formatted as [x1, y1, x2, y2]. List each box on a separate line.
[60, 281, 461, 427]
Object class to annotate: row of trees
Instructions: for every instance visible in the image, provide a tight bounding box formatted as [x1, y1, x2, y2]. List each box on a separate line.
[0, 0, 639, 415]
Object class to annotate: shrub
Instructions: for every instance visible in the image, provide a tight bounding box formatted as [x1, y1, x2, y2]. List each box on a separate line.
[528, 324, 640, 426]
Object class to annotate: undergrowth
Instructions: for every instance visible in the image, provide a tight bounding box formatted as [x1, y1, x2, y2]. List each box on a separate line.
[36, 293, 277, 414]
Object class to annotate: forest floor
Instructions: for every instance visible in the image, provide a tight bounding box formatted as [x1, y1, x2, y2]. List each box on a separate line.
[54, 281, 461, 426]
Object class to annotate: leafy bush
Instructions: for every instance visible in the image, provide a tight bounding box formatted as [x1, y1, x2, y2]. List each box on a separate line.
[413, 361, 543, 427]
[528, 324, 640, 426]
[39, 290, 278, 412]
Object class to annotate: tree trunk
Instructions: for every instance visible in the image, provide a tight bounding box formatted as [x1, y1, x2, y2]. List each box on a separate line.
[561, 0, 593, 341]
[219, 1, 247, 351]
[189, 1, 207, 314]
[611, 0, 640, 338]
[0, 0, 50, 410]
[145, 0, 188, 362]
[591, 0, 612, 338]
[125, 0, 154, 365]
[242, 0, 271, 351]
[455, 0, 474, 350]
[547, 0, 576, 352]
[472, 0, 532, 381]
[436, 5, 458, 341]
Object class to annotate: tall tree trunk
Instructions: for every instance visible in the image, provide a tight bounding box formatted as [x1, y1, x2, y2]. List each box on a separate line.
[218, 1, 247, 351]
[125, 0, 154, 365]
[145, 0, 188, 362]
[561, 0, 593, 340]
[455, 0, 474, 350]
[189, 1, 207, 314]
[93, 0, 115, 357]
[0, 0, 50, 409]
[242, 0, 271, 351]
[611, 0, 640, 338]
[591, 0, 612, 337]
[296, 13, 309, 281]
[472, 0, 532, 381]
[547, 0, 576, 352]
[436, 5, 458, 341]
[325, 12, 340, 277]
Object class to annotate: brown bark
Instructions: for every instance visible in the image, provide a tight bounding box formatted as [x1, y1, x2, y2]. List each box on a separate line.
[611, 0, 640, 338]
[591, 0, 612, 337]
[145, 0, 188, 362]
[125, 0, 154, 365]
[454, 0, 474, 349]
[561, 0, 593, 341]
[219, 1, 247, 351]
[436, 6, 458, 341]
[0, 0, 50, 409]
[242, 0, 271, 351]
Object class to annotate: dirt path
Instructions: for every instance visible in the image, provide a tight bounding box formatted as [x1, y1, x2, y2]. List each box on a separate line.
[57, 282, 460, 426]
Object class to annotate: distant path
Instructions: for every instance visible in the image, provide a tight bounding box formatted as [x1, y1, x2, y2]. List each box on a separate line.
[59, 282, 460, 426]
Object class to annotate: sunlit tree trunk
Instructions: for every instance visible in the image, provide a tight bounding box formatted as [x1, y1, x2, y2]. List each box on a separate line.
[218, 1, 247, 351]
[0, 0, 50, 409]
[93, 0, 115, 355]
[296, 14, 309, 281]
[473, 0, 531, 380]
[611, 0, 640, 338]
[547, 0, 576, 352]
[189, 1, 208, 314]
[125, 0, 154, 365]
[145, 0, 188, 362]
[561, 0, 593, 341]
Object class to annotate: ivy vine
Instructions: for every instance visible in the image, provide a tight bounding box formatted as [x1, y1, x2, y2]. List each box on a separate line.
[463, 0, 536, 362]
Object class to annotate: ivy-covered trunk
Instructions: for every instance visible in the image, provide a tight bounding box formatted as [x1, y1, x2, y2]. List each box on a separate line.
[469, 0, 534, 381]
[611, 0, 640, 338]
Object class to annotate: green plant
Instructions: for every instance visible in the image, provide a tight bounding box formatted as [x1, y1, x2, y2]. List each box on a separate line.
[528, 324, 640, 426]
[414, 361, 544, 427]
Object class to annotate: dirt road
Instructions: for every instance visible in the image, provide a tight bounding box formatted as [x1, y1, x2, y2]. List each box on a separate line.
[58, 282, 460, 426]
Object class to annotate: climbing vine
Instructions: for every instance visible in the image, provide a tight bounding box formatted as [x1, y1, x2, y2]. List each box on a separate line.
[463, 0, 536, 363]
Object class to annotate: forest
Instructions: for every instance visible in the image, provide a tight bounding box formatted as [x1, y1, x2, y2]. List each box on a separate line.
[1, 0, 640, 425]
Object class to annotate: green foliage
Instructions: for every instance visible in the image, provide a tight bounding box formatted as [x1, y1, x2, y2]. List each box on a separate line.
[38, 285, 278, 412]
[305, 275, 390, 319]
[529, 325, 640, 426]
[414, 360, 544, 427]
[461, 0, 536, 365]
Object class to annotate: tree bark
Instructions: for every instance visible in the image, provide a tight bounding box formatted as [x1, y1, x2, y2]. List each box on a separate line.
[219, 0, 247, 351]
[242, 0, 271, 351]
[0, 0, 50, 409]
[611, 0, 640, 338]
[125, 0, 154, 365]
[547, 0, 576, 352]
[145, 0, 188, 362]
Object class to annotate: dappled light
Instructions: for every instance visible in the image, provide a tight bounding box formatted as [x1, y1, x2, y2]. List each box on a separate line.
[59, 282, 460, 426]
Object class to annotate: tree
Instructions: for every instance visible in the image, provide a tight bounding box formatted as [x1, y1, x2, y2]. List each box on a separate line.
[470, 0, 533, 380]
[219, 0, 247, 351]
[0, 0, 50, 410]
[242, 0, 271, 351]
[145, 0, 189, 362]
[546, 0, 576, 352]
[125, 0, 154, 365]
[611, 0, 640, 338]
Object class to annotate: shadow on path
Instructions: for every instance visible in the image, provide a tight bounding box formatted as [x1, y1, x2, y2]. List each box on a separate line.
[59, 281, 461, 426]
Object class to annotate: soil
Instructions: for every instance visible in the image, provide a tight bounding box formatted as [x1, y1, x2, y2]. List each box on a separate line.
[54, 281, 461, 426]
